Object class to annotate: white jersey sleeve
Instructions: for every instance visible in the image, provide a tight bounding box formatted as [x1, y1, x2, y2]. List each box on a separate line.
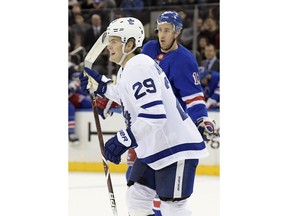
[105, 82, 121, 105]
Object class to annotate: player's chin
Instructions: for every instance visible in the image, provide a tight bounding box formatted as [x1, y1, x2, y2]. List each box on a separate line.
[109, 55, 117, 64]
[160, 43, 168, 50]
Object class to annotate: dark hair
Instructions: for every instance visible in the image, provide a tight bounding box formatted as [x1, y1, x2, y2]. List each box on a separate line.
[127, 38, 142, 54]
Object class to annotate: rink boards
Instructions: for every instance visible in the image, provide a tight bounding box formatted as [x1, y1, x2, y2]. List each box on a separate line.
[69, 110, 220, 176]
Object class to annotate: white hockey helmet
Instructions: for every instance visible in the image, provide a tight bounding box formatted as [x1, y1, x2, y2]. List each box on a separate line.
[106, 17, 145, 48]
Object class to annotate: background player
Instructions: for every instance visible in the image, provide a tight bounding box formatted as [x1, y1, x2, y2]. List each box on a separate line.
[79, 17, 209, 216]
[68, 65, 91, 146]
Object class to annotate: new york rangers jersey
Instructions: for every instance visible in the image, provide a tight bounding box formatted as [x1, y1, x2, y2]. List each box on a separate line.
[202, 70, 220, 105]
[142, 40, 208, 122]
[105, 54, 208, 170]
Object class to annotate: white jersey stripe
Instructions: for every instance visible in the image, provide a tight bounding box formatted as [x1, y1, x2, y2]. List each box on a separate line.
[186, 100, 206, 108]
[182, 92, 204, 101]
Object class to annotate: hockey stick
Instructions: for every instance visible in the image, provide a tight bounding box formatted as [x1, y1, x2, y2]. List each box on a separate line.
[84, 31, 108, 69]
[84, 32, 118, 216]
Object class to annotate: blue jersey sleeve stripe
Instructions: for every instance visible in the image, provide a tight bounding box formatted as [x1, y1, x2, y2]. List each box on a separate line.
[138, 113, 167, 119]
[141, 100, 163, 109]
[139, 142, 206, 164]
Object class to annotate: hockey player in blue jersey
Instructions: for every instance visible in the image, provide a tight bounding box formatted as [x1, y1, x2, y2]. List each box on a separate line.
[79, 17, 210, 216]
[68, 66, 91, 146]
[142, 11, 211, 124]
[198, 66, 220, 109]
[125, 11, 217, 215]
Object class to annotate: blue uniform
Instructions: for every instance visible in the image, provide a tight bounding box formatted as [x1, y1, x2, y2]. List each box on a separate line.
[202, 70, 220, 109]
[142, 40, 208, 122]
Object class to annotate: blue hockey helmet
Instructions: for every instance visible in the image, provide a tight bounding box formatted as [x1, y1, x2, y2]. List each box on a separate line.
[157, 11, 183, 32]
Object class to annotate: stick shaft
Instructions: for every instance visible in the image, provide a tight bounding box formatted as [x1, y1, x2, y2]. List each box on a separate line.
[83, 29, 116, 215]
[90, 96, 118, 216]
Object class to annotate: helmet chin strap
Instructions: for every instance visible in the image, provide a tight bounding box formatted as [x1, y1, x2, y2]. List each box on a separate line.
[161, 38, 176, 52]
[117, 43, 137, 66]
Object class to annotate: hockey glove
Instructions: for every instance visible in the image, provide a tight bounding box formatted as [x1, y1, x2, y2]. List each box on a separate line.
[104, 129, 138, 164]
[195, 117, 216, 142]
[78, 67, 112, 97]
[96, 97, 119, 119]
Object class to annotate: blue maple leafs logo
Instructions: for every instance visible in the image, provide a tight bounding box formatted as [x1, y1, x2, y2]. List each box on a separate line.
[123, 110, 132, 129]
[120, 101, 132, 128]
[127, 18, 135, 25]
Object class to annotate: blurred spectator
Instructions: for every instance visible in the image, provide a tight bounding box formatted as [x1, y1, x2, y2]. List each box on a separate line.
[103, 0, 117, 8]
[207, 6, 219, 20]
[201, 43, 219, 72]
[92, 0, 104, 10]
[197, 35, 209, 62]
[68, 26, 76, 52]
[178, 9, 192, 29]
[83, 14, 105, 51]
[197, 17, 204, 31]
[71, 14, 91, 48]
[69, 3, 82, 26]
[199, 16, 219, 49]
[86, 1, 111, 27]
[80, 0, 95, 10]
[198, 68, 220, 110]
[114, 10, 124, 19]
[179, 17, 203, 49]
[69, 0, 79, 9]
[83, 14, 108, 75]
[119, 0, 144, 16]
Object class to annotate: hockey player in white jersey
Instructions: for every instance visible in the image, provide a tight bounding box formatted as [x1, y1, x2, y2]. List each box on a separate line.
[79, 17, 209, 216]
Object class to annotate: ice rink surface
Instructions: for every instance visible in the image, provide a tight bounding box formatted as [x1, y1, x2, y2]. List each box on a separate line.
[69, 172, 219, 216]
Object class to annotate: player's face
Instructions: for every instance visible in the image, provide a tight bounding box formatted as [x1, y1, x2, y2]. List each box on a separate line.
[157, 23, 177, 51]
[204, 45, 216, 60]
[107, 36, 123, 63]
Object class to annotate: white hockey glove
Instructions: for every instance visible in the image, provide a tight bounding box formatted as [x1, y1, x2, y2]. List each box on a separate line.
[195, 117, 216, 142]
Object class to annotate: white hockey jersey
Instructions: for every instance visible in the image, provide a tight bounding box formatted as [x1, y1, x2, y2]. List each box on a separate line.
[105, 54, 209, 170]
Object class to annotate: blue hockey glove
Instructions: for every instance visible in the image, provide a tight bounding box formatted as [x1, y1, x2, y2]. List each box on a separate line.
[78, 67, 112, 97]
[195, 117, 216, 142]
[104, 128, 138, 164]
